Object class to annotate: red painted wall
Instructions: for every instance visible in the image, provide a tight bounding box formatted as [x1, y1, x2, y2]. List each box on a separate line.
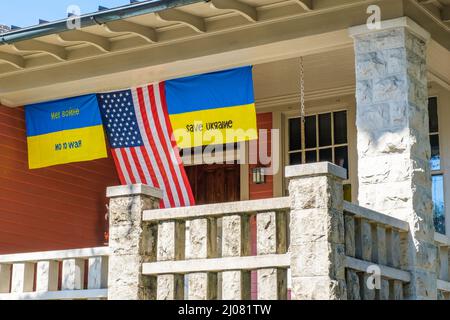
[249, 112, 274, 299]
[0, 105, 119, 254]
[249, 112, 274, 199]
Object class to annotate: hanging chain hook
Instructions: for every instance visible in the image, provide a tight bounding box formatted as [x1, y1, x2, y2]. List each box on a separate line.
[300, 57, 306, 124]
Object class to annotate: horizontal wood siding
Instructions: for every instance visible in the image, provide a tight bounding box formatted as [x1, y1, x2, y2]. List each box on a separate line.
[249, 112, 274, 299]
[0, 105, 119, 254]
[249, 112, 274, 200]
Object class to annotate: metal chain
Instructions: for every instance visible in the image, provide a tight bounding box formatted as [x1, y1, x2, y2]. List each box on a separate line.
[300, 57, 306, 124]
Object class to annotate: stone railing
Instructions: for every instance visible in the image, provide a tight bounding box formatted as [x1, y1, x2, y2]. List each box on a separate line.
[343, 202, 411, 299]
[109, 162, 441, 300]
[2, 163, 447, 300]
[0, 247, 109, 300]
[142, 197, 291, 300]
[435, 233, 450, 299]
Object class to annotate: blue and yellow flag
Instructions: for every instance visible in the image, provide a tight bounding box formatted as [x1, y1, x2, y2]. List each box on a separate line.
[165, 66, 258, 149]
[25, 95, 107, 169]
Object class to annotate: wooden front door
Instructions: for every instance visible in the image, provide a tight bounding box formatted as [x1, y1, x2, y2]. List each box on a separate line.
[185, 163, 240, 205]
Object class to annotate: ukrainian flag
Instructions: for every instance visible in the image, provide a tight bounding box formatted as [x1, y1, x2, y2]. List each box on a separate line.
[166, 66, 258, 149]
[26, 94, 107, 169]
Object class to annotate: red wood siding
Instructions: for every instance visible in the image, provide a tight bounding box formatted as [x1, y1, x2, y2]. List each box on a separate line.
[249, 112, 274, 299]
[0, 105, 119, 254]
[249, 112, 274, 200]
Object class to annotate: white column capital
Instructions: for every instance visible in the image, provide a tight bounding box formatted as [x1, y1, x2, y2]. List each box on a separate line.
[348, 17, 431, 42]
[106, 184, 163, 199]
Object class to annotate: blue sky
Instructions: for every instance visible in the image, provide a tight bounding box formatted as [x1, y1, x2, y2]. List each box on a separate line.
[1, 0, 132, 28]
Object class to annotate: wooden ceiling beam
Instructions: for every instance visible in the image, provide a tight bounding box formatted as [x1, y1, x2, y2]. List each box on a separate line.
[13, 40, 67, 61]
[210, 0, 258, 22]
[58, 30, 111, 52]
[0, 52, 25, 69]
[104, 20, 158, 43]
[292, 0, 313, 11]
[155, 9, 206, 33]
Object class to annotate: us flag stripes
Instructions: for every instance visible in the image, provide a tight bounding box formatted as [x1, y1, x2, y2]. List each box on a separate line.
[97, 83, 195, 208]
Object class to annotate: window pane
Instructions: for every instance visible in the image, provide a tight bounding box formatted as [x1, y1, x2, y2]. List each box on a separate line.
[335, 146, 349, 174]
[319, 113, 332, 147]
[432, 175, 445, 234]
[319, 148, 332, 163]
[289, 152, 302, 165]
[305, 151, 317, 163]
[334, 111, 348, 144]
[430, 135, 441, 171]
[305, 116, 317, 149]
[428, 97, 439, 133]
[289, 118, 301, 151]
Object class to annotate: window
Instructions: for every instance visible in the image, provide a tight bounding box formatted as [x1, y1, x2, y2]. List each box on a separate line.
[288, 110, 349, 177]
[429, 97, 445, 234]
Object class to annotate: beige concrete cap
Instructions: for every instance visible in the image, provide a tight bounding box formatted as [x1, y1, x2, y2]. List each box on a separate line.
[285, 162, 347, 180]
[106, 184, 163, 199]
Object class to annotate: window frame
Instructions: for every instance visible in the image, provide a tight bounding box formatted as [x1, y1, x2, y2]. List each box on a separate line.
[285, 108, 350, 183]
[429, 96, 447, 235]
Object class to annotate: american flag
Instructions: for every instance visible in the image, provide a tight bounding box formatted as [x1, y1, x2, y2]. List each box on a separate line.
[97, 83, 195, 208]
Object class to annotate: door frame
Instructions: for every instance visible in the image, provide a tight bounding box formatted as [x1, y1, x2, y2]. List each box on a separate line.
[182, 142, 249, 202]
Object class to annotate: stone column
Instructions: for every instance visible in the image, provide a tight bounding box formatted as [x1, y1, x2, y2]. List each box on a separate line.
[107, 184, 163, 300]
[349, 17, 437, 299]
[286, 162, 347, 300]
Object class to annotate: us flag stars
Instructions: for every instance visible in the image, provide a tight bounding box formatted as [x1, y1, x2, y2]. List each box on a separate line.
[97, 90, 143, 149]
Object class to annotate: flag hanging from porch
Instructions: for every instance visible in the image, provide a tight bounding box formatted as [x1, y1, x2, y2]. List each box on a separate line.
[97, 84, 195, 209]
[25, 95, 107, 169]
[98, 66, 257, 208]
[166, 66, 258, 148]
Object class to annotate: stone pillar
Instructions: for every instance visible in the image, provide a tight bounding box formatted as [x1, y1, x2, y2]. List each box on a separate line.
[349, 17, 437, 299]
[286, 162, 347, 300]
[107, 184, 163, 300]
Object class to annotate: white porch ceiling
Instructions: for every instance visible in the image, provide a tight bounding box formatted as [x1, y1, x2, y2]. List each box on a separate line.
[0, 0, 448, 106]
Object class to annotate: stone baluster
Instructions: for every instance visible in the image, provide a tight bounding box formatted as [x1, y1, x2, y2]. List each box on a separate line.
[221, 215, 251, 300]
[256, 211, 287, 300]
[157, 221, 185, 300]
[36, 260, 58, 292]
[286, 162, 347, 300]
[376, 226, 389, 300]
[107, 184, 163, 300]
[11, 262, 35, 293]
[0, 264, 11, 293]
[62, 259, 85, 290]
[438, 245, 449, 282]
[186, 218, 218, 300]
[88, 257, 108, 290]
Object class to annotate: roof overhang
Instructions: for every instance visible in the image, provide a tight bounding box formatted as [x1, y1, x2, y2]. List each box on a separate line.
[0, 0, 448, 107]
